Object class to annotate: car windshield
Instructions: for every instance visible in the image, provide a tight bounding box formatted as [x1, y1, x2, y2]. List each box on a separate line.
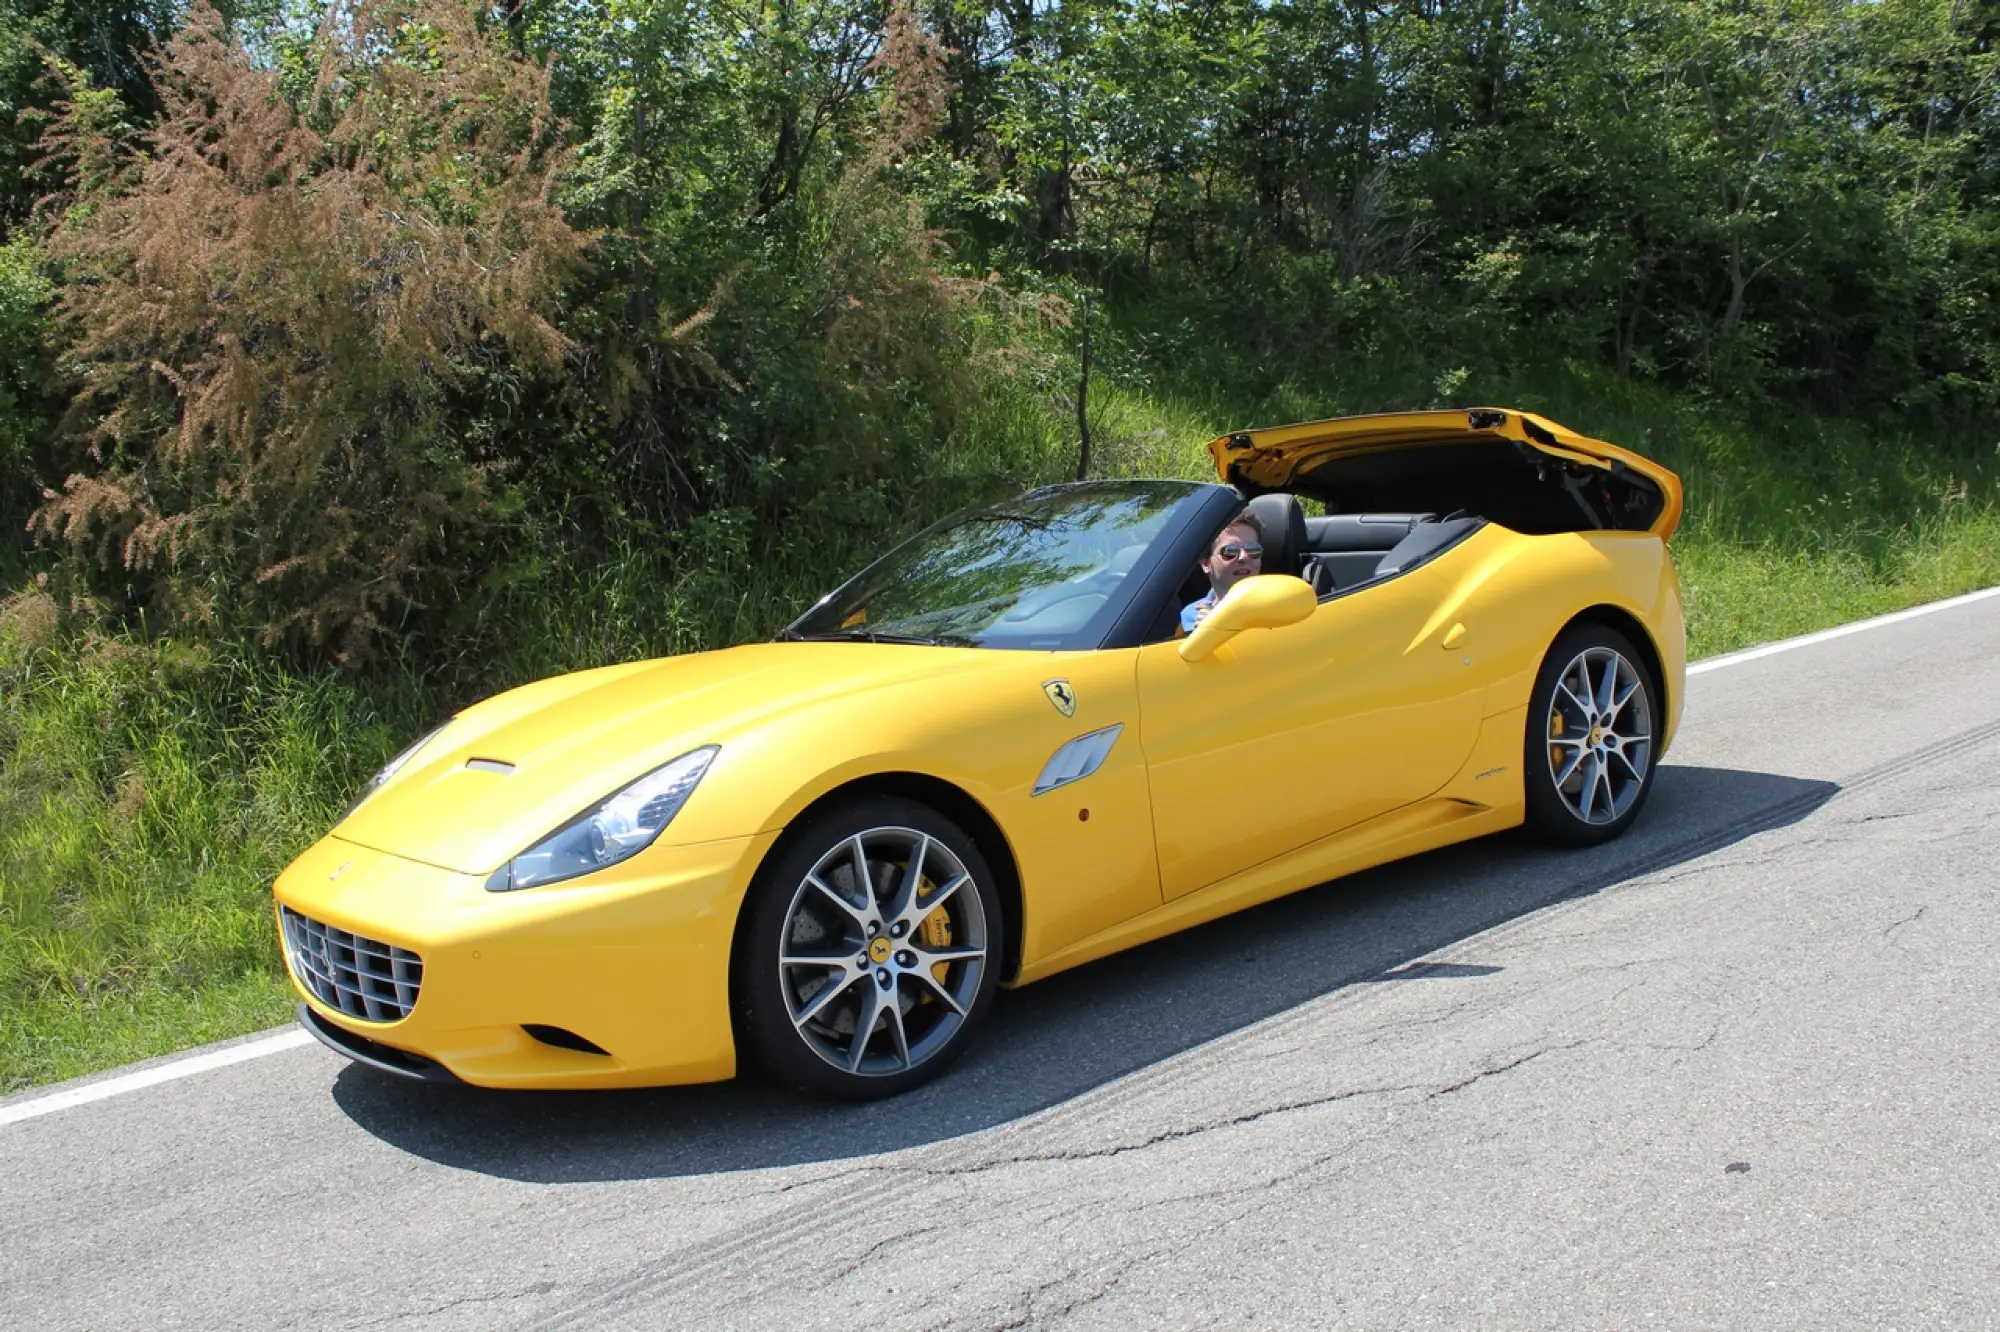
[787, 482, 1212, 650]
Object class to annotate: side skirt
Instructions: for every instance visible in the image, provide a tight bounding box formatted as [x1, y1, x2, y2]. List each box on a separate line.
[1011, 795, 1519, 986]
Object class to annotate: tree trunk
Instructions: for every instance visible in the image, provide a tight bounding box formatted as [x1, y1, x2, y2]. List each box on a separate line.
[1617, 246, 1656, 379]
[1075, 290, 1093, 482]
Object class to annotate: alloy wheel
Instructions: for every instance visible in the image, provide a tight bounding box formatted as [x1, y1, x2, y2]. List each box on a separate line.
[1544, 645, 1654, 825]
[777, 826, 989, 1077]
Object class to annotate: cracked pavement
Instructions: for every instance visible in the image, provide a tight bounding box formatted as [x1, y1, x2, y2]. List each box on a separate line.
[4, 595, 1999, 1330]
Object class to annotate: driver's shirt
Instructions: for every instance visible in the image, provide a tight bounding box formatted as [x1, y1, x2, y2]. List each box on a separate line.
[1179, 591, 1218, 635]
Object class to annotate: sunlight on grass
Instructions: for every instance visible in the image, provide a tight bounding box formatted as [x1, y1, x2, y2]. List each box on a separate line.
[0, 974, 295, 1089]
[0, 627, 423, 1092]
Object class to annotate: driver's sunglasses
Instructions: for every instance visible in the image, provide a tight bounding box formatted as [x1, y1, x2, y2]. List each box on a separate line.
[1214, 542, 1263, 562]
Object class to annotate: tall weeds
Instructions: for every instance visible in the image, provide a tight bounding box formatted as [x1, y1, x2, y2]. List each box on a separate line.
[34, 2, 586, 660]
[0, 591, 427, 1088]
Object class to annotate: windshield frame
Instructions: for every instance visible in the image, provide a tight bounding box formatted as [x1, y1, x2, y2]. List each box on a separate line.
[782, 481, 1240, 652]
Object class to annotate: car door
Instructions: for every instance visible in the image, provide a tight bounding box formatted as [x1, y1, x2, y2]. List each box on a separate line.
[1135, 564, 1487, 900]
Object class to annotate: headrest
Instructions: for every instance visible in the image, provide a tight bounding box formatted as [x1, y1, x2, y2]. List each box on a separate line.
[1302, 513, 1437, 551]
[1244, 493, 1305, 578]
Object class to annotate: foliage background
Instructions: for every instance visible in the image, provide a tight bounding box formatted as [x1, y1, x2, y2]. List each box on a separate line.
[0, 0, 1996, 1088]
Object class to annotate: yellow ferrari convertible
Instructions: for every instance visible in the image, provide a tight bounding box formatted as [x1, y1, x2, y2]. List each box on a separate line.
[275, 407, 1685, 1097]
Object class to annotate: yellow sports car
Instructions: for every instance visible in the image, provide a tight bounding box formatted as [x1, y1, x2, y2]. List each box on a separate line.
[275, 407, 1685, 1098]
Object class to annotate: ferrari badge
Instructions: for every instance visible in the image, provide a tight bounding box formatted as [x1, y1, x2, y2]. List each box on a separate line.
[1043, 679, 1077, 717]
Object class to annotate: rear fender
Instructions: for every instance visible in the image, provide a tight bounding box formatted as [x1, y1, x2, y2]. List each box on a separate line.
[1425, 527, 1675, 721]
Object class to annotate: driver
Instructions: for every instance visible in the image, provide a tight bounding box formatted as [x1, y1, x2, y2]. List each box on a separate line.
[1181, 510, 1264, 634]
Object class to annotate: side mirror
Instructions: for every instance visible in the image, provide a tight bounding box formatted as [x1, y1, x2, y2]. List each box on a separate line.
[1178, 574, 1317, 662]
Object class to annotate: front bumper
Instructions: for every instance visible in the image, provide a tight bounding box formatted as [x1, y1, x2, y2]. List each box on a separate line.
[273, 829, 774, 1089]
[296, 1002, 460, 1082]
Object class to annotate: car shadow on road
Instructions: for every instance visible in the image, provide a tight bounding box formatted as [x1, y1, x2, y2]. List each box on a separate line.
[332, 763, 1836, 1182]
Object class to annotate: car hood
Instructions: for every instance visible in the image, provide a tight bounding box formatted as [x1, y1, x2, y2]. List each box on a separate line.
[334, 641, 1007, 874]
[1207, 407, 1684, 537]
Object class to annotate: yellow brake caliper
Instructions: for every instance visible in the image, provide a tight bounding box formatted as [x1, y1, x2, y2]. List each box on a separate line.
[919, 901, 953, 986]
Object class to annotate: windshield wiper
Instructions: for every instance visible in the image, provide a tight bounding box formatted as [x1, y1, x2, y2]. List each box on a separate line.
[959, 511, 1054, 532]
[784, 629, 973, 647]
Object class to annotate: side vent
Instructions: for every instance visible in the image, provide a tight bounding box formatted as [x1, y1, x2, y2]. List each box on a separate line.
[1033, 724, 1125, 797]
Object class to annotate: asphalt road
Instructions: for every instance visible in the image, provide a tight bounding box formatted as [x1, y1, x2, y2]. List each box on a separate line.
[5, 595, 1999, 1330]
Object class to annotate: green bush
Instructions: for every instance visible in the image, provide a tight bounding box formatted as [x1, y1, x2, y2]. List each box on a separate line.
[0, 232, 51, 551]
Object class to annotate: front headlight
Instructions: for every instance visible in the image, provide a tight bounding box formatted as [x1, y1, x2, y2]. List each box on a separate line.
[486, 746, 719, 892]
[346, 722, 451, 817]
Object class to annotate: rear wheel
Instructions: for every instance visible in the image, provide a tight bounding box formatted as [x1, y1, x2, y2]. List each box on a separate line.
[732, 795, 1002, 1099]
[1523, 623, 1660, 846]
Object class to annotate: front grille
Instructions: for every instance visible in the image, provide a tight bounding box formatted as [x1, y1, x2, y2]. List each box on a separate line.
[281, 906, 423, 1023]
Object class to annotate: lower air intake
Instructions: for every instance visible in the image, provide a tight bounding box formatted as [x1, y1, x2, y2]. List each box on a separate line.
[281, 906, 423, 1023]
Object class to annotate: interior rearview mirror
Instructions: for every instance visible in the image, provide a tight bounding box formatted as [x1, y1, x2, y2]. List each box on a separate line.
[1178, 574, 1317, 662]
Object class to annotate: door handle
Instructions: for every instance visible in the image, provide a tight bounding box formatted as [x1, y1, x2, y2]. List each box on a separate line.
[1442, 622, 1468, 650]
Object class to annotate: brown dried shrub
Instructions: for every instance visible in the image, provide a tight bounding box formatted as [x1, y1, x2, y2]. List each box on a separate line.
[0, 588, 60, 648]
[112, 769, 146, 826]
[33, 1, 589, 661]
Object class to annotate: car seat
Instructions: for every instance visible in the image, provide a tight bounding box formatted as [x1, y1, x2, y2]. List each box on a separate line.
[1374, 516, 1482, 578]
[1244, 493, 1305, 579]
[1299, 513, 1436, 593]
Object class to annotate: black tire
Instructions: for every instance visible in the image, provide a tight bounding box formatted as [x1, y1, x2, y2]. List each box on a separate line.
[1522, 622, 1661, 846]
[731, 794, 1003, 1099]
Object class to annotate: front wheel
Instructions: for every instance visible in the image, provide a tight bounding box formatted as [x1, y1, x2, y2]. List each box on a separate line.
[731, 795, 1002, 1099]
[1523, 623, 1660, 846]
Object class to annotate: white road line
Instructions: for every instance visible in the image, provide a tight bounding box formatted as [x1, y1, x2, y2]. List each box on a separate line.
[4, 578, 1997, 1129]
[1688, 583, 2000, 675]
[0, 1030, 313, 1129]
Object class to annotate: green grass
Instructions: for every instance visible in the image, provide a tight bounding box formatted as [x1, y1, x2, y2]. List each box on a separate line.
[2, 359, 1996, 1094]
[0, 622, 426, 1091]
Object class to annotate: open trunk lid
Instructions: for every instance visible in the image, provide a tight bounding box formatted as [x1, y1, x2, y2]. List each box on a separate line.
[1208, 408, 1684, 538]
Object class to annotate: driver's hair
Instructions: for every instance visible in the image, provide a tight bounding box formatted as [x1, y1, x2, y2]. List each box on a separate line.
[1210, 507, 1263, 553]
